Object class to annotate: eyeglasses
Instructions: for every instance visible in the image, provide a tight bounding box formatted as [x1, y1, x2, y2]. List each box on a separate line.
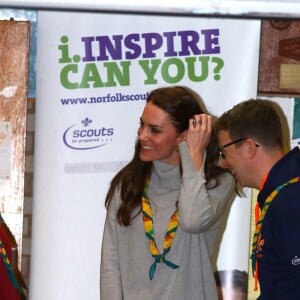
[218, 137, 247, 159]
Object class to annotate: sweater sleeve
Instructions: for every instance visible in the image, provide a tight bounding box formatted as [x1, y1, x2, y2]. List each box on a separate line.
[178, 142, 235, 233]
[100, 192, 123, 300]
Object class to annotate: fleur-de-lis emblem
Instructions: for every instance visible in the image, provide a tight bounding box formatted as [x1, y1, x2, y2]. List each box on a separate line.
[81, 117, 92, 127]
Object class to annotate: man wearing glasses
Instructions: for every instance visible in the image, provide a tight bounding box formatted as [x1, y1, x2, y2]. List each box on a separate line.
[215, 99, 300, 300]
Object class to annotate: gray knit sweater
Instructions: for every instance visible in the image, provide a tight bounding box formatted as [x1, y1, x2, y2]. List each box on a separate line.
[100, 142, 235, 300]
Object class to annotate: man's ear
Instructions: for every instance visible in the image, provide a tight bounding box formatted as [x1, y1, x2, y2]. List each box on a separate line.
[246, 138, 259, 158]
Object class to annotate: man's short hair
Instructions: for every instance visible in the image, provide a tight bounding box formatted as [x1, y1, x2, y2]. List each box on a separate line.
[215, 99, 283, 149]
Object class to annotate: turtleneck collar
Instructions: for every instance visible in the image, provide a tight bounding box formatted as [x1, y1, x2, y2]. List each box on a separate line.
[151, 160, 181, 190]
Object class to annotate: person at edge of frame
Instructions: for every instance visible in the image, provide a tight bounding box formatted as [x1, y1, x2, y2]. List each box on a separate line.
[0, 213, 28, 299]
[215, 269, 248, 300]
[216, 98, 300, 300]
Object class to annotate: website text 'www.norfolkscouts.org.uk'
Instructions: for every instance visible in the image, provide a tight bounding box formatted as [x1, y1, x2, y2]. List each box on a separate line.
[60, 92, 149, 105]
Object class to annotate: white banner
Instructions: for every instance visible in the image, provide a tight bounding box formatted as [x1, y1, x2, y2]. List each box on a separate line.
[31, 11, 260, 299]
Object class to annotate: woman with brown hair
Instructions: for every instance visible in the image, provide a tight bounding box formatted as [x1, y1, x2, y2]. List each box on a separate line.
[100, 86, 235, 299]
